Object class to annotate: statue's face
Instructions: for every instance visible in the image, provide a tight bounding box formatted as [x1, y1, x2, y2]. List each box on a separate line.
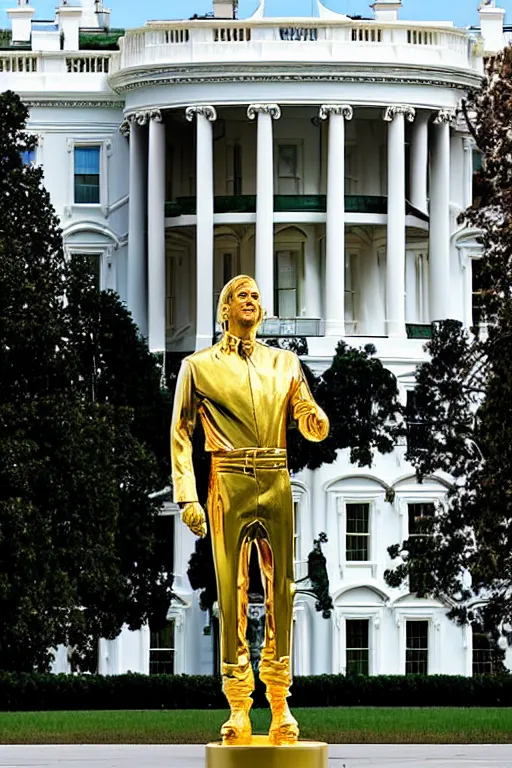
[228, 279, 261, 329]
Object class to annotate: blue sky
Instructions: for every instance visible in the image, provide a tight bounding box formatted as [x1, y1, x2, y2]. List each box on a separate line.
[2, 0, 511, 30]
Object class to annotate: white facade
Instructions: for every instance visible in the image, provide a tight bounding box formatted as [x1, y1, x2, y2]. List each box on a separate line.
[2, 0, 506, 678]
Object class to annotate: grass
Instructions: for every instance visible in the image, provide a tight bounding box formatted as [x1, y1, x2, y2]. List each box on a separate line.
[0, 708, 511, 744]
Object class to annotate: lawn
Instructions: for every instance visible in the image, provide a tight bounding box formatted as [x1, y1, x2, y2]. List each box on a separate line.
[0, 708, 511, 744]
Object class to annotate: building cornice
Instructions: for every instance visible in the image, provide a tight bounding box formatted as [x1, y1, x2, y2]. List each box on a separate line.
[109, 61, 482, 96]
[23, 98, 124, 109]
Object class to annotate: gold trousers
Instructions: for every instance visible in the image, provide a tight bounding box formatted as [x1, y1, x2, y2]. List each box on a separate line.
[208, 448, 295, 692]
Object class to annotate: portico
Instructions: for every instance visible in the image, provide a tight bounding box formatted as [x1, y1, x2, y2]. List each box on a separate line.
[123, 102, 454, 353]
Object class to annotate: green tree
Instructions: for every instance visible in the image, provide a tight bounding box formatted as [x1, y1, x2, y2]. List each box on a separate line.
[0, 91, 173, 671]
[385, 48, 512, 642]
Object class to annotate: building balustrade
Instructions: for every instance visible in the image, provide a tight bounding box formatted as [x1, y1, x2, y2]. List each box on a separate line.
[111, 20, 477, 74]
[406, 323, 433, 340]
[164, 194, 429, 220]
[0, 50, 114, 75]
[258, 318, 324, 338]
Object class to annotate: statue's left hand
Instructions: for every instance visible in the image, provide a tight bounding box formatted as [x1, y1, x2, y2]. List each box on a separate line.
[181, 502, 208, 538]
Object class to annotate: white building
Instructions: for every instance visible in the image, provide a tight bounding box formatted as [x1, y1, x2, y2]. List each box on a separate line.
[2, 0, 508, 678]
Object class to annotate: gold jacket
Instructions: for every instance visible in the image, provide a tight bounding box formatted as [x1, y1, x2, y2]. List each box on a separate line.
[171, 339, 330, 503]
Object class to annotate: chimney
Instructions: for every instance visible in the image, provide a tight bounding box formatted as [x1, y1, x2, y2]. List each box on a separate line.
[57, 2, 82, 50]
[371, 0, 402, 22]
[213, 0, 237, 19]
[479, 1, 505, 54]
[6, 2, 36, 44]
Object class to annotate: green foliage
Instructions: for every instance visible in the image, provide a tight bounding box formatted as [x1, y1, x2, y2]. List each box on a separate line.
[0, 91, 173, 671]
[0, 672, 510, 711]
[0, 29, 12, 48]
[288, 341, 403, 473]
[385, 47, 512, 638]
[79, 30, 125, 51]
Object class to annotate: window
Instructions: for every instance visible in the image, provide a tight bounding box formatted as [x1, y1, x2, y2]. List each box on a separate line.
[233, 143, 242, 196]
[20, 148, 36, 166]
[408, 503, 435, 537]
[472, 626, 502, 676]
[345, 146, 358, 195]
[405, 620, 428, 674]
[346, 619, 369, 676]
[74, 146, 101, 204]
[471, 258, 484, 327]
[155, 513, 175, 577]
[149, 620, 175, 675]
[214, 248, 238, 321]
[345, 251, 358, 333]
[406, 390, 429, 452]
[275, 249, 299, 317]
[408, 502, 435, 594]
[277, 143, 302, 195]
[346, 503, 370, 562]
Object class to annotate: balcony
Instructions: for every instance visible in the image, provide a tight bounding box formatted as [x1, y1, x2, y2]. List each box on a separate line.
[258, 318, 323, 337]
[111, 19, 479, 79]
[0, 50, 117, 95]
[165, 195, 429, 220]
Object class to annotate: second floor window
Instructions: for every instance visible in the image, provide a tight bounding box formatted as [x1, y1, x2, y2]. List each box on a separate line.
[20, 149, 36, 166]
[74, 146, 101, 204]
[346, 502, 370, 562]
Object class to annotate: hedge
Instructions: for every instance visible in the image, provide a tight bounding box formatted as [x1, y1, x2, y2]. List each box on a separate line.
[0, 673, 511, 711]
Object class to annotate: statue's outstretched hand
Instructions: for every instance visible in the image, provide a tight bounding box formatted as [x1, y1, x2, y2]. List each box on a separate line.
[181, 502, 207, 538]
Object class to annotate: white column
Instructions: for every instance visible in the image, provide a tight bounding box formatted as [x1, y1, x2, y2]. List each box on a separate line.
[383, 105, 415, 338]
[319, 104, 354, 338]
[409, 111, 429, 214]
[247, 104, 281, 316]
[186, 105, 217, 351]
[147, 110, 166, 353]
[429, 110, 453, 322]
[125, 115, 147, 338]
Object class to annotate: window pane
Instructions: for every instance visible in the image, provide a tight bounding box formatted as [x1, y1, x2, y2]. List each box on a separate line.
[405, 620, 428, 675]
[346, 504, 369, 534]
[346, 535, 368, 561]
[408, 503, 435, 536]
[75, 176, 100, 204]
[150, 620, 175, 675]
[155, 514, 174, 576]
[472, 259, 484, 326]
[83, 253, 101, 290]
[346, 619, 369, 676]
[75, 146, 100, 175]
[20, 149, 35, 165]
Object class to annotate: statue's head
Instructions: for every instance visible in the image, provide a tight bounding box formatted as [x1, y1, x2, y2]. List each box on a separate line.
[217, 275, 264, 334]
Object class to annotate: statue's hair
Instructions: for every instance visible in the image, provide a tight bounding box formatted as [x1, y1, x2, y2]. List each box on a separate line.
[216, 274, 264, 329]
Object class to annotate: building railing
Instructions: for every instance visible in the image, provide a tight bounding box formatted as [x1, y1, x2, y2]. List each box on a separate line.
[0, 50, 115, 75]
[258, 318, 324, 337]
[0, 52, 39, 72]
[166, 194, 395, 217]
[112, 19, 477, 75]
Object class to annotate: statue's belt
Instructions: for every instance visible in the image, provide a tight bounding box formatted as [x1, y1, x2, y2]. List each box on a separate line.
[211, 448, 288, 476]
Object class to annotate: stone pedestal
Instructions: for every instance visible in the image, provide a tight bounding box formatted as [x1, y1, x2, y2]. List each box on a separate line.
[206, 736, 328, 768]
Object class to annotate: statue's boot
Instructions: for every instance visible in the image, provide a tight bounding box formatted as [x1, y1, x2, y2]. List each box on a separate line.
[267, 686, 299, 745]
[221, 662, 254, 745]
[259, 654, 299, 745]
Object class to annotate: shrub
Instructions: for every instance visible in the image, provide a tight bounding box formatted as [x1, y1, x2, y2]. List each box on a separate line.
[0, 673, 511, 711]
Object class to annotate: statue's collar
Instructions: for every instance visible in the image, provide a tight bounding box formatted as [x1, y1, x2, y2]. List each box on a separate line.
[220, 332, 255, 359]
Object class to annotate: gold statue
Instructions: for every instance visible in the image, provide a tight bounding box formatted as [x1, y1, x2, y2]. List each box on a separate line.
[171, 275, 329, 747]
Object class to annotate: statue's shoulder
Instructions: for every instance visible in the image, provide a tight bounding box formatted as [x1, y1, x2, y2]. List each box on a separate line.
[183, 342, 223, 368]
[256, 342, 298, 365]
